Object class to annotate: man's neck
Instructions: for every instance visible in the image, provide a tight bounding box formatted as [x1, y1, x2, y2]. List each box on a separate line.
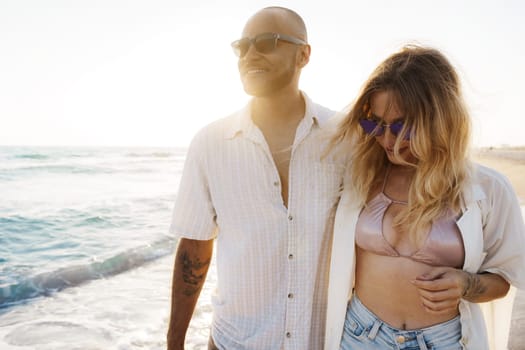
[251, 90, 305, 129]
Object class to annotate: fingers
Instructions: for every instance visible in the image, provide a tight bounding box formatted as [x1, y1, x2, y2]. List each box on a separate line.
[411, 278, 448, 291]
[415, 267, 449, 281]
[412, 268, 464, 313]
[420, 296, 459, 314]
[416, 287, 462, 313]
[418, 285, 462, 302]
[412, 268, 464, 291]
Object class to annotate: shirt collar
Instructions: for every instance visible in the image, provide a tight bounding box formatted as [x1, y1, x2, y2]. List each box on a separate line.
[224, 91, 329, 140]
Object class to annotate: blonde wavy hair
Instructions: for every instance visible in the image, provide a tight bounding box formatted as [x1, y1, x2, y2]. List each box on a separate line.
[332, 45, 472, 242]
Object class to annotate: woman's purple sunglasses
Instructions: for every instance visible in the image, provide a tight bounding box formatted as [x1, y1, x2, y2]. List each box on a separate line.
[358, 118, 411, 140]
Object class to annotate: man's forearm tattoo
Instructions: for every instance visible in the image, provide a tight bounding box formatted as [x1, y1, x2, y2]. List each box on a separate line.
[462, 272, 487, 299]
[180, 251, 211, 296]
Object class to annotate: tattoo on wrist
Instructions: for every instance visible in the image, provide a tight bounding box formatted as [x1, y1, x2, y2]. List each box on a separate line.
[462, 272, 486, 299]
[180, 251, 210, 296]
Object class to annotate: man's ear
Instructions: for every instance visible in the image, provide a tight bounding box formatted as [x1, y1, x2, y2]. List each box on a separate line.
[297, 44, 311, 68]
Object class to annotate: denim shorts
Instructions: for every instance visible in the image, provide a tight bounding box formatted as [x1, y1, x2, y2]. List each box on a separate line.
[340, 295, 462, 350]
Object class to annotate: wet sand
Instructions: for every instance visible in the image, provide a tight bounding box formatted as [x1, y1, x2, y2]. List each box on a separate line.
[474, 148, 525, 350]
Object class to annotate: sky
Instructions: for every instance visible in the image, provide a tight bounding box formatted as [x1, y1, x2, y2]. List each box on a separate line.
[1, 0, 524, 148]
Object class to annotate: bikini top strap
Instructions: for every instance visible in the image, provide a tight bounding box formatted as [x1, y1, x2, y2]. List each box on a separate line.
[381, 164, 408, 205]
[381, 164, 392, 193]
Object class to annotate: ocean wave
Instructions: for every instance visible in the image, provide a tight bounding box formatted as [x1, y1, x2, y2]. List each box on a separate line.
[0, 238, 176, 309]
[75, 215, 117, 228]
[0, 162, 176, 177]
[0, 165, 117, 179]
[125, 151, 175, 158]
[13, 154, 50, 160]
[0, 215, 58, 234]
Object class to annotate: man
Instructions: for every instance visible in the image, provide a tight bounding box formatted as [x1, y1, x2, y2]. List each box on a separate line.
[167, 6, 345, 350]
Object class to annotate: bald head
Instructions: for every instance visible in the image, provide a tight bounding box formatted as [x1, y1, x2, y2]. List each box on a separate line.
[243, 6, 308, 42]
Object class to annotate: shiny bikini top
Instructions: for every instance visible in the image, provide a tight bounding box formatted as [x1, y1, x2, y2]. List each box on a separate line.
[355, 169, 465, 268]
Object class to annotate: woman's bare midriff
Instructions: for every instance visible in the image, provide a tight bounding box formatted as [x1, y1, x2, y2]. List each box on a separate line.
[354, 247, 459, 330]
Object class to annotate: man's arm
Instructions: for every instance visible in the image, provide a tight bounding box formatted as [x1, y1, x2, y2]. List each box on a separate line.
[167, 237, 214, 350]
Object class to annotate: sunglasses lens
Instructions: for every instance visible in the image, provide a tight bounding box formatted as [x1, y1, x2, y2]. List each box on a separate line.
[231, 39, 249, 57]
[359, 118, 412, 139]
[231, 36, 276, 57]
[359, 119, 381, 135]
[389, 121, 411, 139]
[254, 37, 276, 54]
[389, 121, 404, 136]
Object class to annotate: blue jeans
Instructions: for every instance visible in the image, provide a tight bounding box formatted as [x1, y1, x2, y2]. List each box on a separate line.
[340, 295, 462, 350]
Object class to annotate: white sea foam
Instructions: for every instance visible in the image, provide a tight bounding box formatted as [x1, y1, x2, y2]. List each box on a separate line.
[0, 254, 217, 350]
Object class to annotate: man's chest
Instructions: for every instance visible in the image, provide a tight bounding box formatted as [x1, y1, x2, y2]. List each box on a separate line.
[207, 139, 344, 223]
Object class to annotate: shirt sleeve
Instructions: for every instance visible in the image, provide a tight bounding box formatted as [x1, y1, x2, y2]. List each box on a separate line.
[479, 171, 525, 289]
[169, 128, 218, 240]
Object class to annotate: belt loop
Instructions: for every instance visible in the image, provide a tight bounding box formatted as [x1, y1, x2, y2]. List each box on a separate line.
[416, 333, 428, 350]
[367, 320, 381, 340]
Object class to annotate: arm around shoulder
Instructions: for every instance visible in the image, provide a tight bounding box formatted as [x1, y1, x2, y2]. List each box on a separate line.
[167, 237, 214, 350]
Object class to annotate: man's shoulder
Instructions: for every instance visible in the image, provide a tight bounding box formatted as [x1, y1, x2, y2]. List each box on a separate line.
[313, 102, 336, 119]
[308, 99, 346, 142]
[308, 99, 336, 126]
[190, 108, 244, 146]
[202, 108, 243, 132]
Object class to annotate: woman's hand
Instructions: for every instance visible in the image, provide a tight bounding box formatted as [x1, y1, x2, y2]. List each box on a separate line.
[411, 267, 473, 314]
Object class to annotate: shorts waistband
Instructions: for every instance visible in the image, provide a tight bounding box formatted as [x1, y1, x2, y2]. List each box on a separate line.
[350, 294, 460, 338]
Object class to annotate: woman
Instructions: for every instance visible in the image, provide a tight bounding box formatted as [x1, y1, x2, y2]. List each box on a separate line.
[325, 45, 525, 350]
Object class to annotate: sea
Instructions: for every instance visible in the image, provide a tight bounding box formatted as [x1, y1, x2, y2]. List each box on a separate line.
[1, 146, 524, 350]
[0, 146, 215, 350]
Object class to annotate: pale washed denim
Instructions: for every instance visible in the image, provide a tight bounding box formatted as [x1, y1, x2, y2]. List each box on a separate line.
[340, 295, 462, 350]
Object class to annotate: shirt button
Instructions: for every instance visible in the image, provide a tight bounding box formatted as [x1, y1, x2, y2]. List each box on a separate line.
[286, 332, 291, 338]
[288, 254, 294, 259]
[288, 215, 293, 221]
[273, 181, 279, 186]
[288, 293, 294, 299]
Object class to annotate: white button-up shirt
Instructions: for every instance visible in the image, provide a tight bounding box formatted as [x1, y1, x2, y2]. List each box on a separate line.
[170, 93, 346, 349]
